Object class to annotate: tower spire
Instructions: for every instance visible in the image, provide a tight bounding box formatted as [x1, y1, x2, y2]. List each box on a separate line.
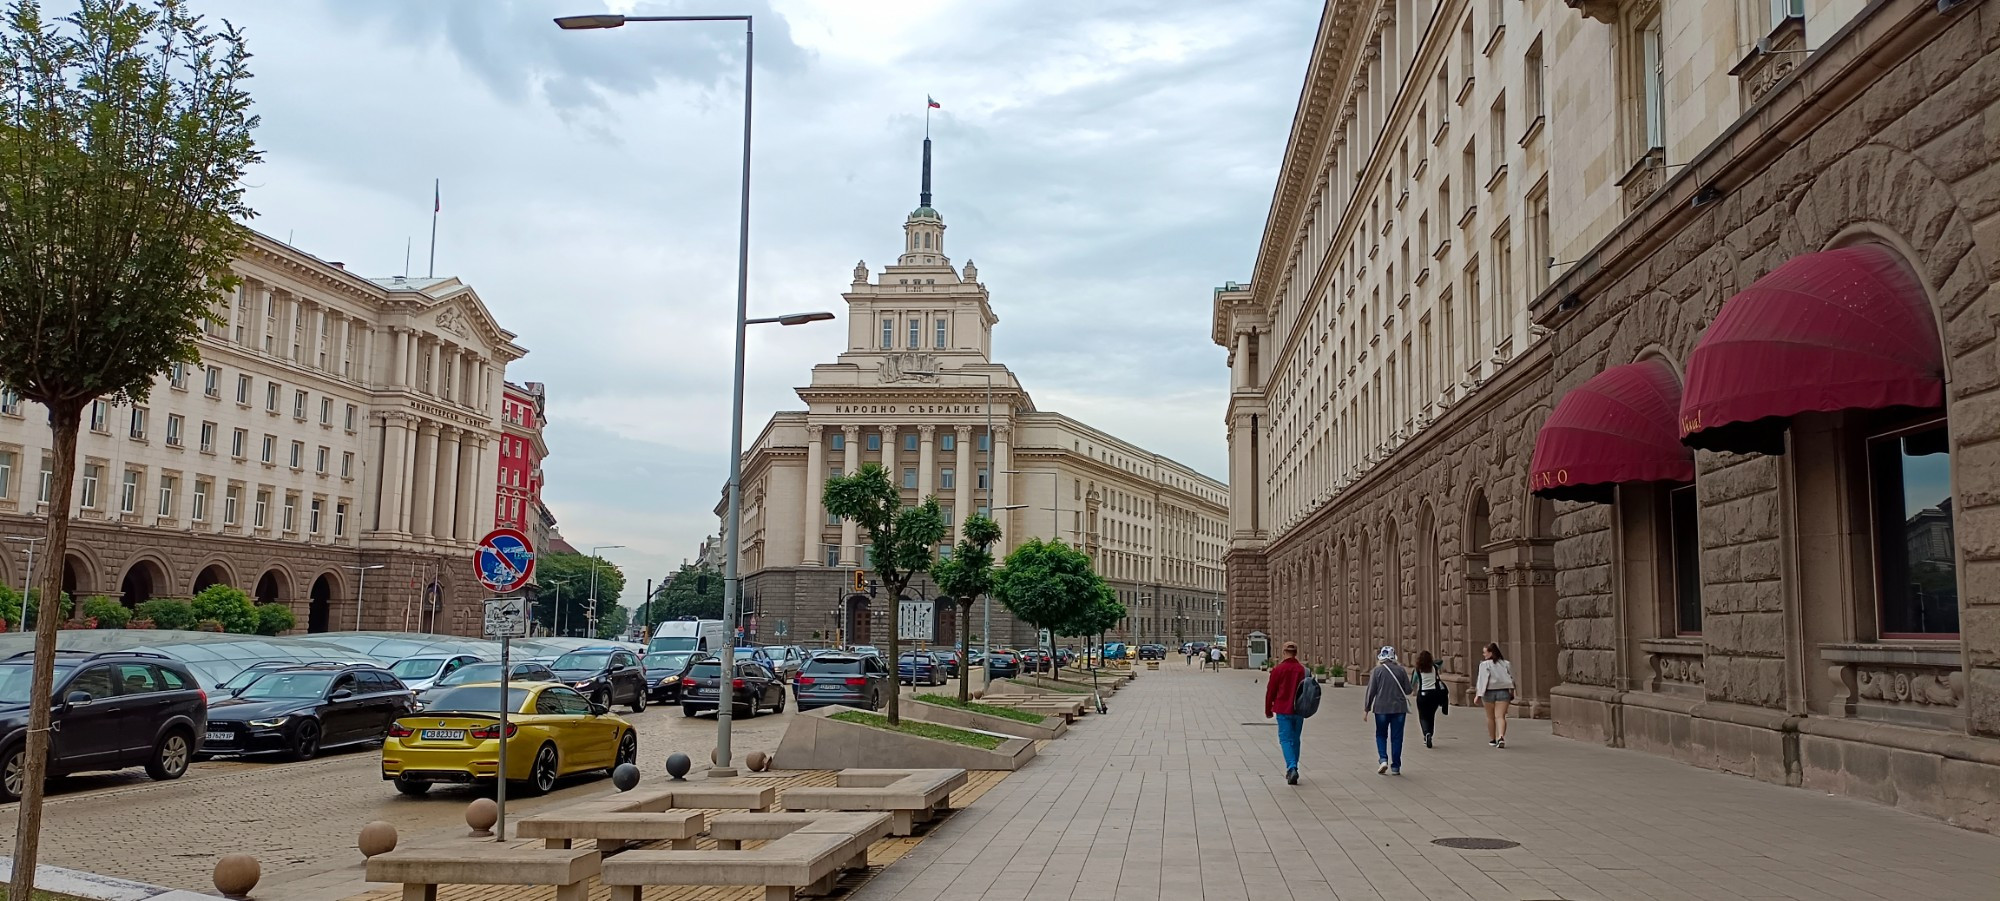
[920, 136, 933, 210]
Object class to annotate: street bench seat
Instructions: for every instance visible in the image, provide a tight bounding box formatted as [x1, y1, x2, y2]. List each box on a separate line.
[517, 809, 705, 852]
[366, 845, 598, 901]
[781, 768, 968, 836]
[708, 811, 893, 850]
[602, 811, 891, 901]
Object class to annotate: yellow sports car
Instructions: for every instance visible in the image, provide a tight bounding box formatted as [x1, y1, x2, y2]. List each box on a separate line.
[381, 681, 638, 796]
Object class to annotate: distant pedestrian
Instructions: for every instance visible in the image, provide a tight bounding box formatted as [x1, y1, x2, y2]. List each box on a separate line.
[1411, 650, 1448, 748]
[1363, 646, 1411, 775]
[1209, 646, 1224, 670]
[1474, 642, 1515, 748]
[1264, 641, 1309, 784]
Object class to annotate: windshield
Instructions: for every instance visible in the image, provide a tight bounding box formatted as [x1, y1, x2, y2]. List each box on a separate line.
[688, 662, 722, 679]
[0, 664, 72, 704]
[390, 658, 446, 679]
[237, 672, 336, 700]
[551, 651, 612, 672]
[804, 658, 863, 674]
[436, 663, 507, 687]
[648, 636, 697, 652]
[760, 646, 788, 657]
[645, 653, 692, 672]
[419, 685, 534, 714]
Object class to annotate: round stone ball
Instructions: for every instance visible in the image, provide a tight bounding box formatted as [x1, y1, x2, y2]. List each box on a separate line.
[745, 751, 769, 772]
[212, 853, 260, 898]
[665, 752, 692, 780]
[357, 820, 398, 857]
[465, 797, 499, 834]
[612, 762, 642, 791]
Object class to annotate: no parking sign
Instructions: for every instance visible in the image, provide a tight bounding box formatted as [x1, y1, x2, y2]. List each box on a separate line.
[475, 528, 535, 593]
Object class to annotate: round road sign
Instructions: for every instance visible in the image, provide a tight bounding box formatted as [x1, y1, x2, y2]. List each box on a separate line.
[476, 528, 535, 593]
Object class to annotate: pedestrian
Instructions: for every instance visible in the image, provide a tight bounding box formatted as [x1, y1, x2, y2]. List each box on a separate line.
[1411, 650, 1448, 748]
[1264, 641, 1309, 784]
[1473, 642, 1515, 748]
[1363, 646, 1412, 775]
[1210, 645, 1224, 670]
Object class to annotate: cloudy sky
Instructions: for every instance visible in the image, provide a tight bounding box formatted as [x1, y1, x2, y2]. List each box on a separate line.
[202, 0, 1316, 588]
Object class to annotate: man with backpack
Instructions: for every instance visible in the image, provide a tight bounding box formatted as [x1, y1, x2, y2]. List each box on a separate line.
[1264, 641, 1316, 785]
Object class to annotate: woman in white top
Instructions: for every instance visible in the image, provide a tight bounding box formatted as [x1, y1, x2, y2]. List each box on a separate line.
[1472, 642, 1515, 748]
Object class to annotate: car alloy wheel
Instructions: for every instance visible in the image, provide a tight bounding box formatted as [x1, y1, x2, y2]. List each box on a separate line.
[616, 730, 638, 768]
[147, 731, 191, 781]
[630, 688, 646, 713]
[593, 689, 610, 709]
[289, 719, 322, 761]
[1, 746, 25, 802]
[530, 744, 559, 795]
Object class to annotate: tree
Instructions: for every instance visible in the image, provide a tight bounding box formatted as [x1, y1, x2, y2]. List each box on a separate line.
[532, 552, 624, 636]
[595, 604, 630, 641]
[0, 3, 259, 891]
[994, 539, 1109, 679]
[653, 563, 724, 623]
[931, 514, 1000, 703]
[823, 463, 947, 725]
[1063, 585, 1126, 666]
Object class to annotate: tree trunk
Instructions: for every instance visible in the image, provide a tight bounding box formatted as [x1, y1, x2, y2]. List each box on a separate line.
[958, 598, 974, 704]
[11, 402, 83, 900]
[885, 581, 902, 726]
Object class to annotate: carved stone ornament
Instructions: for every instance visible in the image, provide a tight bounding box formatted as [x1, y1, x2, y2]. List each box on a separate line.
[853, 260, 869, 284]
[1651, 651, 1704, 685]
[1565, 0, 1620, 24]
[435, 307, 470, 338]
[879, 352, 940, 383]
[1856, 666, 1962, 707]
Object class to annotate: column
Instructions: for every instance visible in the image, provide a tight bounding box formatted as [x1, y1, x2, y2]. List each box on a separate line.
[377, 415, 410, 533]
[993, 424, 1013, 546]
[953, 426, 973, 540]
[880, 425, 898, 487]
[802, 425, 826, 566]
[917, 425, 936, 503]
[839, 425, 861, 566]
[1233, 330, 1252, 389]
[475, 360, 491, 410]
[386, 328, 404, 388]
[434, 426, 461, 540]
[425, 340, 441, 397]
[412, 421, 439, 537]
[456, 435, 481, 541]
[469, 435, 493, 540]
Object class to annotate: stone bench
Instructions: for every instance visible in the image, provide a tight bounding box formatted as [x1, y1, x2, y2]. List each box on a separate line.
[580, 785, 775, 813]
[366, 845, 598, 901]
[602, 811, 892, 901]
[517, 809, 704, 853]
[781, 768, 968, 836]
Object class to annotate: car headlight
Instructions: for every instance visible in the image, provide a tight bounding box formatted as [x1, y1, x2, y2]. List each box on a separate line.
[248, 716, 290, 729]
[574, 681, 594, 689]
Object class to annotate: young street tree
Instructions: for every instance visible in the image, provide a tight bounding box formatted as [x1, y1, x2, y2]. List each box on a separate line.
[0, 2, 259, 895]
[822, 463, 947, 725]
[931, 514, 1000, 703]
[993, 538, 1110, 680]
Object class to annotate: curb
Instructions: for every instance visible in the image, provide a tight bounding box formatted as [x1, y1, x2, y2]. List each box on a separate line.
[0, 858, 221, 900]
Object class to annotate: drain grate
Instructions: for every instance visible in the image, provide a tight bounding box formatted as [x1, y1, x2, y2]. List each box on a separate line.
[1432, 837, 1519, 850]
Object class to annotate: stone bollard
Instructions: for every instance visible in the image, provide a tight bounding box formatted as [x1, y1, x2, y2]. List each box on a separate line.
[466, 797, 499, 837]
[745, 751, 769, 772]
[665, 752, 692, 780]
[612, 762, 641, 791]
[357, 821, 398, 857]
[213, 853, 260, 899]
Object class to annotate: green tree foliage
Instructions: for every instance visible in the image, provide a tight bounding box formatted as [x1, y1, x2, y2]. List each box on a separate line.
[78, 596, 127, 628]
[595, 604, 630, 641]
[533, 552, 625, 637]
[134, 597, 196, 631]
[190, 585, 256, 634]
[822, 463, 947, 725]
[0, 3, 261, 890]
[652, 564, 723, 623]
[254, 602, 294, 636]
[932, 514, 1000, 703]
[994, 538, 1111, 645]
[0, 586, 69, 630]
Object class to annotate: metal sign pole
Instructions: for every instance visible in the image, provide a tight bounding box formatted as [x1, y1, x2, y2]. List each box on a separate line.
[496, 629, 510, 842]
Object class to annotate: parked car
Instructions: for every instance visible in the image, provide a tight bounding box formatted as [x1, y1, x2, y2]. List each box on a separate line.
[985, 651, 1021, 679]
[214, 659, 346, 693]
[413, 661, 555, 709]
[1138, 644, 1167, 660]
[850, 645, 881, 659]
[758, 645, 804, 681]
[898, 651, 946, 686]
[793, 653, 891, 712]
[1018, 649, 1053, 674]
[680, 659, 786, 718]
[205, 663, 413, 760]
[387, 654, 488, 693]
[642, 651, 699, 704]
[0, 650, 206, 801]
[936, 650, 963, 678]
[549, 647, 649, 713]
[382, 682, 637, 796]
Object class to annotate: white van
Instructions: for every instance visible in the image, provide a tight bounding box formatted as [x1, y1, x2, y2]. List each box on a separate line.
[648, 619, 726, 655]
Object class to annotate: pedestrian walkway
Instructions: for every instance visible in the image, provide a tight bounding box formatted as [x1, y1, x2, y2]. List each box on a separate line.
[853, 665, 1999, 901]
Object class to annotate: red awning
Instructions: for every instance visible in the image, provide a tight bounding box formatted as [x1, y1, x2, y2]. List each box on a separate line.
[1530, 359, 1695, 503]
[1680, 244, 1943, 454]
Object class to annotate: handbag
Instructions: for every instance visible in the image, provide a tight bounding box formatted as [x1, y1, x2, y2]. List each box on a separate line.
[1417, 670, 1449, 714]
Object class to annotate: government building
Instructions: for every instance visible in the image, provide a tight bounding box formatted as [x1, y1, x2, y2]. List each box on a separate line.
[733, 141, 1229, 650]
[0, 230, 526, 636]
[1217, 0, 2000, 830]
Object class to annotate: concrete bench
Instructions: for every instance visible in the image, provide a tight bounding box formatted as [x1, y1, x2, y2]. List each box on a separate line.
[517, 809, 704, 853]
[781, 768, 969, 836]
[366, 845, 598, 901]
[602, 812, 892, 901]
[584, 785, 775, 813]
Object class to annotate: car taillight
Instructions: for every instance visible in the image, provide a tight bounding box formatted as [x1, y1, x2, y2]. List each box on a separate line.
[731, 678, 746, 690]
[469, 723, 518, 740]
[844, 678, 867, 686]
[388, 723, 414, 738]
[796, 676, 815, 685]
[197, 689, 207, 705]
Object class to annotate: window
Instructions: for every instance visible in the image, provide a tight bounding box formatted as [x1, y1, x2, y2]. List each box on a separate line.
[939, 505, 953, 525]
[198, 421, 216, 454]
[282, 493, 296, 531]
[0, 387, 18, 416]
[224, 485, 240, 525]
[344, 404, 357, 431]
[293, 389, 307, 420]
[235, 374, 251, 405]
[908, 318, 921, 349]
[1493, 226, 1513, 348]
[1525, 37, 1546, 124]
[80, 464, 100, 509]
[827, 508, 842, 526]
[1638, 13, 1665, 150]
[902, 467, 917, 489]
[253, 490, 268, 528]
[334, 502, 347, 538]
[824, 544, 840, 567]
[89, 400, 108, 432]
[309, 498, 323, 534]
[315, 446, 329, 474]
[880, 318, 893, 349]
[977, 434, 991, 453]
[935, 318, 947, 349]
[120, 470, 139, 514]
[1870, 421, 1956, 636]
[192, 479, 209, 522]
[265, 381, 279, 412]
[866, 433, 881, 452]
[289, 441, 303, 470]
[1459, 15, 1475, 90]
[940, 468, 955, 490]
[260, 434, 275, 464]
[168, 362, 188, 390]
[231, 428, 247, 459]
[903, 434, 918, 453]
[204, 365, 222, 398]
[1768, 0, 1804, 28]
[0, 451, 11, 499]
[1489, 94, 1507, 174]
[1527, 187, 1551, 293]
[977, 468, 990, 490]
[128, 407, 147, 440]
[341, 452, 354, 479]
[157, 475, 176, 517]
[165, 414, 183, 447]
[319, 397, 332, 425]
[940, 434, 955, 452]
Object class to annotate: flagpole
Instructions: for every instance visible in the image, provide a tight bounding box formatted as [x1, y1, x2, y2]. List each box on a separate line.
[428, 178, 439, 278]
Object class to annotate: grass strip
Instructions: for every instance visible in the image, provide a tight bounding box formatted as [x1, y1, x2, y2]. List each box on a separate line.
[830, 710, 1005, 749]
[915, 693, 1049, 724]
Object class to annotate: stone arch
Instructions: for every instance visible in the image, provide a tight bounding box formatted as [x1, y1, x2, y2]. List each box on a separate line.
[192, 562, 234, 594]
[61, 550, 96, 597]
[1462, 488, 1495, 673]
[845, 594, 872, 646]
[1357, 528, 1374, 669]
[1383, 516, 1402, 651]
[119, 557, 169, 608]
[254, 567, 292, 607]
[1416, 502, 1443, 660]
[308, 572, 339, 634]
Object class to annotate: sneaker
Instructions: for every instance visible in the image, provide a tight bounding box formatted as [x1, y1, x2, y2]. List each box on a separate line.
[1390, 767, 1401, 775]
[1377, 760, 1389, 774]
[1496, 738, 1506, 749]
[1286, 767, 1299, 785]
[1488, 739, 1498, 747]
[1424, 735, 1433, 748]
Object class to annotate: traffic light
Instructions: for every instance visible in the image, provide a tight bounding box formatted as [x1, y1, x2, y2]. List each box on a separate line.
[851, 570, 866, 593]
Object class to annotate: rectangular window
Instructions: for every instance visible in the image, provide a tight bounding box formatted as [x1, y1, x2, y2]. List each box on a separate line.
[265, 381, 279, 412]
[1871, 422, 1957, 636]
[309, 498, 323, 534]
[935, 318, 947, 349]
[866, 433, 881, 452]
[1525, 37, 1546, 124]
[0, 387, 18, 415]
[977, 468, 990, 490]
[319, 397, 332, 425]
[89, 400, 108, 432]
[315, 446, 329, 474]
[908, 318, 920, 348]
[260, 434, 275, 464]
[830, 432, 845, 451]
[940, 468, 955, 489]
[199, 421, 216, 453]
[282, 494, 296, 531]
[120, 470, 139, 514]
[1489, 94, 1507, 174]
[1769, 0, 1804, 27]
[978, 434, 991, 453]
[334, 502, 347, 538]
[157, 475, 176, 518]
[0, 451, 11, 499]
[824, 544, 840, 567]
[293, 389, 307, 420]
[81, 464, 100, 509]
[1639, 15, 1665, 150]
[203, 366, 222, 397]
[168, 362, 188, 389]
[880, 318, 893, 349]
[940, 434, 956, 452]
[1493, 226, 1513, 347]
[827, 509, 842, 526]
[289, 441, 303, 469]
[903, 434, 918, 452]
[231, 428, 247, 459]
[235, 374, 251, 405]
[129, 407, 147, 439]
[165, 414, 183, 447]
[192, 479, 209, 522]
[1668, 484, 1702, 634]
[341, 451, 354, 479]
[344, 403, 357, 431]
[253, 490, 268, 528]
[902, 467, 917, 489]
[224, 486, 240, 525]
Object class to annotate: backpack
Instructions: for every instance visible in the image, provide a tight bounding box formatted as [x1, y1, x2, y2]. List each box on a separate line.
[1293, 671, 1323, 718]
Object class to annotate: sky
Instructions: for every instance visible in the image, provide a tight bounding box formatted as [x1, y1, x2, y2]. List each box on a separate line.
[200, 0, 1318, 588]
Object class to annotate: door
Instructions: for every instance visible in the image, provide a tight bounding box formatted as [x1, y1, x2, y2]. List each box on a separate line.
[610, 651, 640, 705]
[360, 671, 407, 738]
[53, 665, 125, 769]
[319, 673, 366, 745]
[554, 687, 613, 770]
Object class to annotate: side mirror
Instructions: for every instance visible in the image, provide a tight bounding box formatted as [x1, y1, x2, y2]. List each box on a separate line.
[330, 688, 354, 700]
[65, 690, 92, 706]
[589, 702, 610, 716]
[609, 662, 625, 672]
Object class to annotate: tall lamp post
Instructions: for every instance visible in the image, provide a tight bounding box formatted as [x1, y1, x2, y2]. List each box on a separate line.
[6, 537, 46, 629]
[544, 575, 575, 637]
[341, 564, 384, 631]
[587, 545, 624, 640]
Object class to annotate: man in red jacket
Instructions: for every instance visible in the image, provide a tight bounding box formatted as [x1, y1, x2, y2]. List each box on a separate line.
[1264, 641, 1308, 784]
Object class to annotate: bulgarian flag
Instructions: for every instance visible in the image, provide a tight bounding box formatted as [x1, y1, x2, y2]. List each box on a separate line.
[927, 95, 941, 109]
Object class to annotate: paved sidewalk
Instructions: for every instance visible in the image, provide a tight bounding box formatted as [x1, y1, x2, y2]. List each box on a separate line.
[855, 665, 1999, 901]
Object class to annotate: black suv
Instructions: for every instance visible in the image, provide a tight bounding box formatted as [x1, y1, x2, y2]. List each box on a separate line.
[0, 650, 207, 801]
[549, 647, 649, 713]
[204, 662, 414, 760]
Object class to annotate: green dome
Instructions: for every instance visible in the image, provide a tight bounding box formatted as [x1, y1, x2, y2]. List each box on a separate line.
[907, 206, 942, 220]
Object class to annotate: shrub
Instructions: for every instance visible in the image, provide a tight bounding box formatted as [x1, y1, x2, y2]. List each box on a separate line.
[134, 598, 197, 631]
[190, 585, 258, 634]
[79, 596, 128, 629]
[1330, 663, 1346, 678]
[254, 603, 295, 636]
[19, 589, 71, 630]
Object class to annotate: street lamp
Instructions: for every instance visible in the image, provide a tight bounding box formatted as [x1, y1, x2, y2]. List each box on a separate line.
[341, 564, 385, 631]
[544, 575, 575, 637]
[587, 545, 624, 639]
[5, 537, 46, 629]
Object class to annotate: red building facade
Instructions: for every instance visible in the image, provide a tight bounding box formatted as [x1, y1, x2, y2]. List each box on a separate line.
[497, 382, 546, 533]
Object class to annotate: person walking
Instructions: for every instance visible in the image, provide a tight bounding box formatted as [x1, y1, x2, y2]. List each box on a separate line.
[1473, 642, 1515, 748]
[1264, 641, 1309, 784]
[1364, 646, 1412, 775]
[1209, 645, 1224, 670]
[1411, 650, 1448, 748]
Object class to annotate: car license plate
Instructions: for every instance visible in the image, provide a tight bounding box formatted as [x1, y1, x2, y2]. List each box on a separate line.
[419, 729, 466, 741]
[204, 731, 231, 743]
[691, 687, 712, 696]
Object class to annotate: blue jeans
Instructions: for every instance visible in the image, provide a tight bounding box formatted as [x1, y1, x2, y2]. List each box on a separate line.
[1374, 713, 1406, 767]
[1275, 713, 1303, 770]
